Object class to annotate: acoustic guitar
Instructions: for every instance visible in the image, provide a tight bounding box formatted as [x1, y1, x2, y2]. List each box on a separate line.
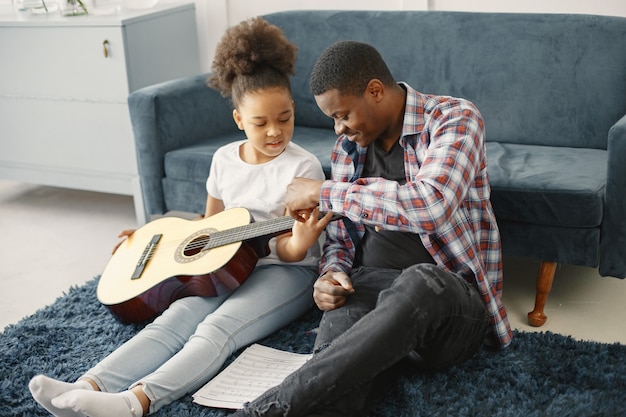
[97, 207, 333, 324]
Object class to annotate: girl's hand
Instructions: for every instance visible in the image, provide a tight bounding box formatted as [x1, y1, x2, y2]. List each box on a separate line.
[291, 206, 333, 249]
[112, 229, 135, 254]
[276, 207, 333, 262]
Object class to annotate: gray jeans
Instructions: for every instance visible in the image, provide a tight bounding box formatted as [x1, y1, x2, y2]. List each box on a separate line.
[234, 263, 490, 417]
[82, 265, 316, 413]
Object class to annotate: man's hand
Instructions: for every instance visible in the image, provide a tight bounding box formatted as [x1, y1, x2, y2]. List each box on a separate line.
[285, 177, 324, 221]
[314, 271, 354, 311]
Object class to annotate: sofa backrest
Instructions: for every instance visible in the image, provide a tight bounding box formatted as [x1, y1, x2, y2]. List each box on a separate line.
[264, 11, 626, 150]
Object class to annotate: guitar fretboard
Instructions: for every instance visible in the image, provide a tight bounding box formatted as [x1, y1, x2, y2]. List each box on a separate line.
[205, 215, 297, 249]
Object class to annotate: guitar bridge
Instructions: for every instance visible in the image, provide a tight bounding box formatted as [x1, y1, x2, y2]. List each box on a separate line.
[132, 234, 162, 280]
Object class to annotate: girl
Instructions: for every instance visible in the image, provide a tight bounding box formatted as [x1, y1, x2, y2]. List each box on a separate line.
[29, 17, 331, 417]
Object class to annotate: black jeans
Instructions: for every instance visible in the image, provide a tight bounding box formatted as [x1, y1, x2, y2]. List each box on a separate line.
[233, 264, 490, 417]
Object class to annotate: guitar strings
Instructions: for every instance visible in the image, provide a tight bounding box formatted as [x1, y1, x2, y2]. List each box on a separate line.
[134, 216, 297, 253]
[196, 217, 295, 250]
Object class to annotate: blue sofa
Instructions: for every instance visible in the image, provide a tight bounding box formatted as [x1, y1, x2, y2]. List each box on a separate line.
[127, 10, 626, 326]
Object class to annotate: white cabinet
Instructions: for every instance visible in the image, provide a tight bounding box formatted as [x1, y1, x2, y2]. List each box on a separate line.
[0, 1, 201, 224]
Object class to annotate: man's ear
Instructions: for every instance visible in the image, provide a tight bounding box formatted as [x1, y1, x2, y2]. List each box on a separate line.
[233, 109, 244, 130]
[365, 79, 385, 102]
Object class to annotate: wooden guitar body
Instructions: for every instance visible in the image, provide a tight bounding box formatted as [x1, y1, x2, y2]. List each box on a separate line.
[98, 208, 260, 324]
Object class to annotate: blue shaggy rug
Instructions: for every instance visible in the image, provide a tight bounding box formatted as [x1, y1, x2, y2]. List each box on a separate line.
[1, 277, 624, 417]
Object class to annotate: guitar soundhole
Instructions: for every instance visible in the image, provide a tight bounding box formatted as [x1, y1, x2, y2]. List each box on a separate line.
[175, 227, 216, 264]
[184, 235, 210, 256]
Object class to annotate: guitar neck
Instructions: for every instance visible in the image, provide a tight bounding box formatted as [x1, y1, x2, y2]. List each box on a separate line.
[206, 216, 295, 249]
[204, 211, 339, 250]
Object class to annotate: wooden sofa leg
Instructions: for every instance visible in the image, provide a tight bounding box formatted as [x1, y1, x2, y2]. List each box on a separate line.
[527, 261, 558, 327]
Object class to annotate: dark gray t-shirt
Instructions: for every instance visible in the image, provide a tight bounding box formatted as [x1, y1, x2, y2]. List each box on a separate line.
[353, 140, 435, 270]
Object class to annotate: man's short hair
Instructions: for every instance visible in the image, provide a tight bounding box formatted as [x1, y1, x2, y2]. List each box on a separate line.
[310, 40, 396, 97]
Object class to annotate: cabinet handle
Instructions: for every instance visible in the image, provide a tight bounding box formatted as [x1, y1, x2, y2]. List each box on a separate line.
[103, 40, 109, 58]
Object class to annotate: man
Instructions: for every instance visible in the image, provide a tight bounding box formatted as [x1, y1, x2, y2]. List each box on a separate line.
[234, 40, 512, 417]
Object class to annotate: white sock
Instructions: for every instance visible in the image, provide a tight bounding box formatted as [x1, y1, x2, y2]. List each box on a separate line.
[29, 374, 93, 417]
[52, 389, 144, 417]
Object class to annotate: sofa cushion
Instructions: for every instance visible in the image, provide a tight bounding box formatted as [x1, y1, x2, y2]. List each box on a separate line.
[487, 142, 606, 228]
[164, 132, 606, 230]
[164, 127, 337, 184]
[163, 133, 239, 184]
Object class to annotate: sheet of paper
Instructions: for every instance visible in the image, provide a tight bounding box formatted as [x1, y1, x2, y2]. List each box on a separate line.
[192, 344, 311, 409]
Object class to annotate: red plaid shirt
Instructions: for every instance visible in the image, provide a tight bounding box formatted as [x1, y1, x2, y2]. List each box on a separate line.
[318, 83, 512, 349]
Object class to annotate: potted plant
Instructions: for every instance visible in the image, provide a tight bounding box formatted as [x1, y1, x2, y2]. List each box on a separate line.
[58, 0, 88, 16]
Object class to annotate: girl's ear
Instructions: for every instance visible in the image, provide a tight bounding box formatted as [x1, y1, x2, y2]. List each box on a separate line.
[233, 109, 244, 130]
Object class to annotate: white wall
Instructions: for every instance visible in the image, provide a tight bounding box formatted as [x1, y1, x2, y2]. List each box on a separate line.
[4, 0, 623, 71]
[431, 0, 626, 15]
[197, 0, 626, 71]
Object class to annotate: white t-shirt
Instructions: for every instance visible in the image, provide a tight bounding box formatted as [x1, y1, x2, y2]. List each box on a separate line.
[206, 140, 325, 266]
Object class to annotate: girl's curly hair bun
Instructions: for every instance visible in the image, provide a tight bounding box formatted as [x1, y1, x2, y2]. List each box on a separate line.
[208, 17, 297, 106]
